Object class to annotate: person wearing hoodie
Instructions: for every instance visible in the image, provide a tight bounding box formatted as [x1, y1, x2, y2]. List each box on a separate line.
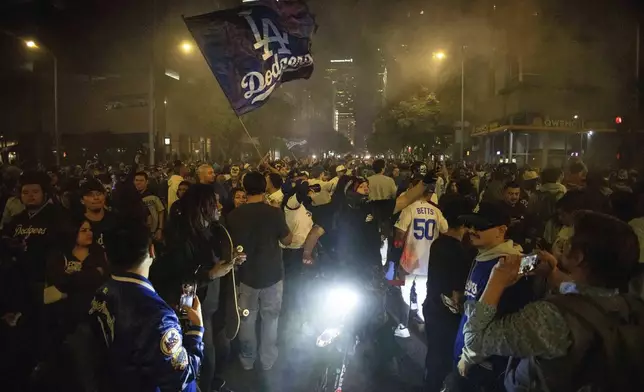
[134, 171, 165, 242]
[168, 161, 188, 210]
[449, 201, 540, 392]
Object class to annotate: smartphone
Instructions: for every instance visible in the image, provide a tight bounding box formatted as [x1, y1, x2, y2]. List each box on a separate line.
[440, 294, 460, 314]
[519, 254, 539, 275]
[179, 284, 195, 318]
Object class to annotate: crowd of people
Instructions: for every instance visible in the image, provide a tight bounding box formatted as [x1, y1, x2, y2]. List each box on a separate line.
[0, 154, 643, 392]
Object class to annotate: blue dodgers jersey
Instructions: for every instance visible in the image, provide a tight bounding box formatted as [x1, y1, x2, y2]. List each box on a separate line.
[453, 257, 497, 362]
[453, 257, 538, 363]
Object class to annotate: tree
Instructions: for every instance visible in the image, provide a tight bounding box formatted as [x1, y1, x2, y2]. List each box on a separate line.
[368, 87, 441, 156]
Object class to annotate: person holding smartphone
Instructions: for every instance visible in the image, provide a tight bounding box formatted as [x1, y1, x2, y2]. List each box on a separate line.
[90, 222, 204, 392]
[449, 201, 540, 392]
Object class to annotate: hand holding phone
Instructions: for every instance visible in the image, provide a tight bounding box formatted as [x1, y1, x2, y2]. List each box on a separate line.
[179, 284, 195, 319]
[519, 254, 539, 275]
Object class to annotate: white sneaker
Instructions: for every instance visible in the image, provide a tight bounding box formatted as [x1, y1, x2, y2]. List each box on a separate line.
[394, 324, 410, 338]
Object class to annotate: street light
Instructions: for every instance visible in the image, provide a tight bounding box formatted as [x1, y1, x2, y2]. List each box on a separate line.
[25, 39, 60, 166]
[180, 41, 194, 54]
[432, 51, 446, 60]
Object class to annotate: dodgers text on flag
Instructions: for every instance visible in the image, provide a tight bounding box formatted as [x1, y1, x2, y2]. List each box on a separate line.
[184, 0, 315, 115]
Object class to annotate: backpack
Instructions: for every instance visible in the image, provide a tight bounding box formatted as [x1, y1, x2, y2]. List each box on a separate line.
[534, 294, 644, 392]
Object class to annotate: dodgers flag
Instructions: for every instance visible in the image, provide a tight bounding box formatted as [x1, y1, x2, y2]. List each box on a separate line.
[184, 0, 316, 115]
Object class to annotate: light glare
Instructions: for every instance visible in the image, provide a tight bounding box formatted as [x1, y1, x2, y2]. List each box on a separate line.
[180, 41, 194, 54]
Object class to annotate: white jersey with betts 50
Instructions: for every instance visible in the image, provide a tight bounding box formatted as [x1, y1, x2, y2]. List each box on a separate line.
[395, 199, 448, 275]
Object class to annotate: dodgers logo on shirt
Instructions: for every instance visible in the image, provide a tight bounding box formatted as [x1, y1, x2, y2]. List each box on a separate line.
[160, 328, 182, 356]
[64, 260, 83, 274]
[365, 214, 374, 223]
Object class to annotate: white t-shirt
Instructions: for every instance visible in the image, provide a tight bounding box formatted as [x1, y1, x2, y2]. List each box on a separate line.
[281, 195, 313, 249]
[395, 199, 448, 275]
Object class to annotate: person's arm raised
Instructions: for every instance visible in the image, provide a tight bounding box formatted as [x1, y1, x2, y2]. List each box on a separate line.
[394, 171, 437, 215]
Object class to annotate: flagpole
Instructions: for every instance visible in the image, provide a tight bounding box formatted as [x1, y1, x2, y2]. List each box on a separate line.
[237, 115, 264, 160]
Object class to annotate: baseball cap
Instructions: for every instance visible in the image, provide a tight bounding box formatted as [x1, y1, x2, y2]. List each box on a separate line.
[522, 170, 539, 181]
[80, 178, 106, 196]
[336, 165, 347, 173]
[460, 201, 511, 231]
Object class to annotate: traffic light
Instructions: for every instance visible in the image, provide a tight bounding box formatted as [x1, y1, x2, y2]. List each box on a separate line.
[615, 116, 629, 132]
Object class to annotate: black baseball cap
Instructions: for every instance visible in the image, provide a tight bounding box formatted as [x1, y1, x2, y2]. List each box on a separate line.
[80, 178, 106, 196]
[460, 201, 511, 231]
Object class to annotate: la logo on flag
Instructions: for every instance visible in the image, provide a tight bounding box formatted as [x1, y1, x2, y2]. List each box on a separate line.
[184, 0, 316, 115]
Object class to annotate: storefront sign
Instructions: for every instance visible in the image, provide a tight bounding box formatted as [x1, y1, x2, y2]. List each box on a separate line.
[542, 119, 581, 129]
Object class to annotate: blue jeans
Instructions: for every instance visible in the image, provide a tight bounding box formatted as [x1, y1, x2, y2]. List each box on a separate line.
[238, 281, 283, 370]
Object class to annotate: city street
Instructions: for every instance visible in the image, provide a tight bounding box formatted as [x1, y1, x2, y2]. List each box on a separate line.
[220, 286, 427, 392]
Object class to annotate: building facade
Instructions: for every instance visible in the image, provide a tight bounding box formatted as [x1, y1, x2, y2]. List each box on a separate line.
[326, 59, 357, 144]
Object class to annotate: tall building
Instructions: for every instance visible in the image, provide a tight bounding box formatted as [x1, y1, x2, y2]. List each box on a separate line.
[326, 58, 357, 144]
[467, 0, 635, 167]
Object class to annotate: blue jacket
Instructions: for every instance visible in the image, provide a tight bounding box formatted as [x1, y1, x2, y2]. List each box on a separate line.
[90, 272, 204, 392]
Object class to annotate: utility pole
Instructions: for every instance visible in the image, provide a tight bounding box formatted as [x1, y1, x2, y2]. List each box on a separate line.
[53, 55, 59, 166]
[148, 0, 157, 166]
[459, 45, 465, 161]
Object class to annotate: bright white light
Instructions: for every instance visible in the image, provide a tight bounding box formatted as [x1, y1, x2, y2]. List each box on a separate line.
[588, 130, 594, 136]
[327, 287, 359, 314]
[330, 59, 353, 63]
[164, 137, 171, 146]
[496, 151, 501, 155]
[365, 154, 371, 159]
[573, 115, 579, 119]
[25, 40, 38, 49]
[312, 155, 317, 159]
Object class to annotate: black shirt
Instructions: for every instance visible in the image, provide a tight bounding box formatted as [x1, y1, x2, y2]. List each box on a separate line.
[82, 210, 119, 249]
[226, 202, 290, 289]
[424, 235, 473, 313]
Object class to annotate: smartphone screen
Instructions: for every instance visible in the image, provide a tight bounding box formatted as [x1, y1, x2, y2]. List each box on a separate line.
[179, 284, 195, 317]
[519, 254, 538, 275]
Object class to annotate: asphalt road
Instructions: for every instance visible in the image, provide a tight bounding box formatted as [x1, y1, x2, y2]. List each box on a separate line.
[219, 286, 427, 392]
